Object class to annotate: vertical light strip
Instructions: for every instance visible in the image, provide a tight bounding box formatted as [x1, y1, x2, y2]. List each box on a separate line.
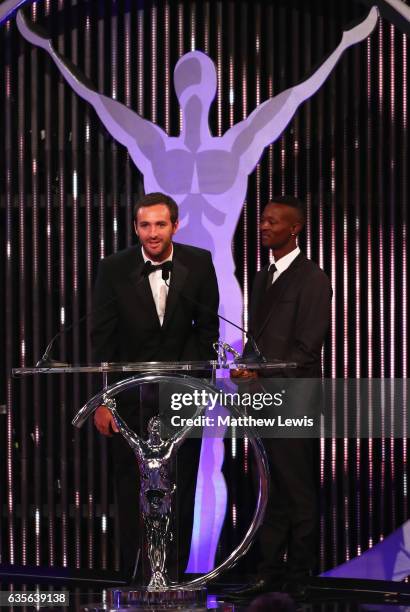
[353, 40, 362, 557]
[178, 1, 184, 57]
[278, 5, 286, 195]
[4, 17, 15, 565]
[318, 9, 336, 566]
[255, 2, 261, 271]
[151, 1, 157, 125]
[137, 3, 144, 118]
[378, 19, 386, 541]
[313, 9, 325, 568]
[98, 1, 106, 262]
[97, 0, 114, 569]
[227, 0, 238, 465]
[228, 1, 235, 129]
[44, 0, 55, 567]
[190, 0, 196, 50]
[389, 26, 395, 380]
[389, 23, 396, 531]
[317, 16, 325, 274]
[291, 5, 299, 197]
[319, 436, 325, 571]
[267, 2, 273, 202]
[164, 1, 170, 134]
[124, 5, 131, 107]
[366, 33, 374, 549]
[317, 14, 324, 561]
[366, 34, 373, 382]
[84, 3, 97, 570]
[341, 5, 350, 558]
[241, 0, 249, 332]
[401, 31, 408, 518]
[30, 0, 41, 567]
[124, 0, 132, 242]
[111, 1, 119, 253]
[203, 2, 210, 55]
[57, 0, 68, 567]
[216, 2, 223, 137]
[18, 15, 27, 566]
[328, 6, 344, 560]
[231, 503, 237, 529]
[70, 0, 81, 571]
[343, 409, 349, 561]
[304, 10, 312, 258]
[378, 23, 385, 380]
[342, 29, 350, 560]
[178, 2, 184, 129]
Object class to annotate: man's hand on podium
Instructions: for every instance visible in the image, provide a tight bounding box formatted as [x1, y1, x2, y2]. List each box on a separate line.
[94, 405, 119, 436]
[230, 368, 258, 380]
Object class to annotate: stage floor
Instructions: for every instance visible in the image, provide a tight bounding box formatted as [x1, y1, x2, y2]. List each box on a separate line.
[1, 579, 410, 611]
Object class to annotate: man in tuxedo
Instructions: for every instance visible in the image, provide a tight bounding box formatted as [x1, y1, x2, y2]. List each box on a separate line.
[90, 192, 219, 580]
[233, 195, 332, 598]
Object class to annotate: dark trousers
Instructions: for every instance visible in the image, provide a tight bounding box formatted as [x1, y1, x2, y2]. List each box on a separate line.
[256, 437, 318, 580]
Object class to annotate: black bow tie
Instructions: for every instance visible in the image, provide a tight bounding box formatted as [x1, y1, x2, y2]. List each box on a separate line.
[143, 260, 173, 280]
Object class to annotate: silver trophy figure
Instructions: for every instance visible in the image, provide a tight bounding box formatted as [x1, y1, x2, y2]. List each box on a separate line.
[104, 396, 192, 590]
[71, 372, 270, 608]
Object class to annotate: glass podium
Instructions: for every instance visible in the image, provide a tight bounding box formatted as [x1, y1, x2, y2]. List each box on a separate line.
[12, 359, 296, 609]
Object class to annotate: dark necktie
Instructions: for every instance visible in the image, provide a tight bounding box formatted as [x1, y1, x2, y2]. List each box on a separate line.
[266, 263, 277, 290]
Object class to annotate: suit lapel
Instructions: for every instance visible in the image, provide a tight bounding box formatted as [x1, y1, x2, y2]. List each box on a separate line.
[128, 254, 161, 328]
[162, 249, 188, 331]
[254, 253, 304, 339]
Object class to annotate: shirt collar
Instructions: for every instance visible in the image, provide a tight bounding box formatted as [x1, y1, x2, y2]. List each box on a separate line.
[141, 243, 174, 265]
[270, 246, 300, 273]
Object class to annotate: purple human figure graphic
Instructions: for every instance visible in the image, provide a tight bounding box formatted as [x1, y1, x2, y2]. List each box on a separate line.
[17, 7, 378, 348]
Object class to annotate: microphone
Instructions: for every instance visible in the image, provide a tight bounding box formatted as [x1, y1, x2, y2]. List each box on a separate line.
[161, 261, 172, 282]
[163, 267, 266, 364]
[143, 260, 173, 282]
[36, 264, 149, 368]
[35, 294, 118, 368]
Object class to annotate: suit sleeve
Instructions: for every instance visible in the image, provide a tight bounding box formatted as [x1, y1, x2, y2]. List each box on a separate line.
[242, 271, 265, 358]
[194, 251, 220, 359]
[288, 271, 332, 371]
[90, 259, 120, 363]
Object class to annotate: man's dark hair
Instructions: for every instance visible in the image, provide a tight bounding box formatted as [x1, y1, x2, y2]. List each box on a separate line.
[133, 192, 179, 224]
[268, 195, 306, 224]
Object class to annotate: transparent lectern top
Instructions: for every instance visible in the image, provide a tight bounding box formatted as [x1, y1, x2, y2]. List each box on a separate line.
[12, 360, 297, 375]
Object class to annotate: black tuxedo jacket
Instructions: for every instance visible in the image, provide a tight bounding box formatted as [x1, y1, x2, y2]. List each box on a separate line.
[90, 242, 219, 363]
[247, 252, 332, 378]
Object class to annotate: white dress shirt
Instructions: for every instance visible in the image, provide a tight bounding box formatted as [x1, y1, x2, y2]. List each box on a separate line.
[268, 246, 300, 286]
[142, 245, 173, 326]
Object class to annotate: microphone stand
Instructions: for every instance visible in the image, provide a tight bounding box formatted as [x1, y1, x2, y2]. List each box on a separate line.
[36, 264, 153, 368]
[163, 265, 266, 364]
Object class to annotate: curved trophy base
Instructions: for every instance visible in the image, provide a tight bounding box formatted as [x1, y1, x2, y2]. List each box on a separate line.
[106, 586, 207, 609]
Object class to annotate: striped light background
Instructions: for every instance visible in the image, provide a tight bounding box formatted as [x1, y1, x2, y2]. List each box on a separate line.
[0, 0, 408, 574]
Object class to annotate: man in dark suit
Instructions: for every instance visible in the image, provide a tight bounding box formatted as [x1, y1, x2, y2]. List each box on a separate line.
[90, 192, 219, 580]
[233, 195, 332, 598]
